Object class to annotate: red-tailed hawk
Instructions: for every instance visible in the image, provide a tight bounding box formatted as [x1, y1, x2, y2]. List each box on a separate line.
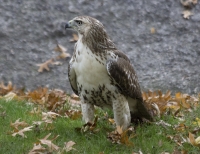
[65, 16, 153, 130]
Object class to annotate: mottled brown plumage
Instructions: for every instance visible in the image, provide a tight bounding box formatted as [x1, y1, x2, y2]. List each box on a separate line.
[65, 16, 153, 129]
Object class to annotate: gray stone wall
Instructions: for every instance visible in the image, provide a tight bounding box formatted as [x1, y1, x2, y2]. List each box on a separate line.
[0, 0, 199, 94]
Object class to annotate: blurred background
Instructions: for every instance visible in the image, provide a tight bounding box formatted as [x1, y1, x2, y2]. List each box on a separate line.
[0, 0, 199, 94]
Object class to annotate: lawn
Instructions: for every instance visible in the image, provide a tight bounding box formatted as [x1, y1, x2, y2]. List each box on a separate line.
[0, 88, 200, 154]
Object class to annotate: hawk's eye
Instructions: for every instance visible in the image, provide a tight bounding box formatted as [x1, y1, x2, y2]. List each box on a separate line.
[76, 20, 82, 25]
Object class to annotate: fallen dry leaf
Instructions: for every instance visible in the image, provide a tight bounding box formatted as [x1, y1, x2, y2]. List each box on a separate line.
[182, 10, 193, 19]
[27, 87, 48, 105]
[37, 58, 54, 72]
[54, 44, 71, 60]
[28, 144, 47, 154]
[65, 110, 82, 120]
[167, 134, 187, 146]
[70, 93, 80, 101]
[4, 92, 17, 102]
[42, 111, 60, 121]
[155, 120, 172, 128]
[188, 132, 200, 147]
[39, 133, 59, 151]
[54, 44, 67, 53]
[10, 118, 29, 130]
[180, 0, 198, 7]
[45, 89, 67, 112]
[107, 126, 134, 146]
[29, 107, 42, 115]
[63, 141, 76, 152]
[75, 116, 99, 133]
[108, 118, 115, 125]
[150, 27, 156, 34]
[70, 33, 79, 42]
[12, 126, 33, 138]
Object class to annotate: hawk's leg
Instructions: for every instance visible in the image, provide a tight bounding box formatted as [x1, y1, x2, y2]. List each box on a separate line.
[81, 102, 95, 123]
[112, 96, 131, 130]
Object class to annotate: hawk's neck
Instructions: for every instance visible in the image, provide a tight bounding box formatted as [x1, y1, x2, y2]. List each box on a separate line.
[81, 27, 116, 55]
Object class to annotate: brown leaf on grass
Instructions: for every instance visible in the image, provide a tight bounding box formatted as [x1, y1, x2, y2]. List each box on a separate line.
[29, 107, 42, 115]
[37, 58, 54, 72]
[42, 111, 60, 121]
[155, 120, 172, 129]
[27, 87, 48, 105]
[10, 118, 29, 130]
[108, 118, 115, 125]
[107, 126, 134, 146]
[70, 93, 80, 101]
[68, 93, 81, 108]
[188, 132, 200, 147]
[167, 134, 187, 146]
[174, 123, 187, 132]
[12, 126, 33, 138]
[188, 132, 197, 146]
[41, 112, 58, 131]
[39, 133, 59, 151]
[143, 90, 198, 118]
[28, 88, 67, 113]
[4, 92, 17, 102]
[182, 10, 193, 19]
[65, 110, 82, 120]
[63, 141, 76, 152]
[174, 93, 191, 109]
[0, 81, 13, 96]
[143, 90, 172, 116]
[75, 116, 99, 133]
[28, 144, 47, 154]
[70, 33, 79, 42]
[45, 89, 67, 112]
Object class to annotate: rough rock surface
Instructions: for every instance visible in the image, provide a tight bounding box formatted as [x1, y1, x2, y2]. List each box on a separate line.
[0, 0, 199, 94]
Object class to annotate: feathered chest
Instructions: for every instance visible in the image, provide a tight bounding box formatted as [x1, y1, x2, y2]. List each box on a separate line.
[69, 38, 122, 108]
[72, 39, 111, 90]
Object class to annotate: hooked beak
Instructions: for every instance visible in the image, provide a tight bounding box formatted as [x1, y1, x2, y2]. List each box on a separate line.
[65, 20, 73, 29]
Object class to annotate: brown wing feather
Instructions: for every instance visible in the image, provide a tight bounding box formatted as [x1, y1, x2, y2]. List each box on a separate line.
[106, 56, 153, 121]
[107, 57, 142, 99]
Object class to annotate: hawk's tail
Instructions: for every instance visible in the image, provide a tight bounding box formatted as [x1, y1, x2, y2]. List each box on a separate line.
[130, 99, 154, 122]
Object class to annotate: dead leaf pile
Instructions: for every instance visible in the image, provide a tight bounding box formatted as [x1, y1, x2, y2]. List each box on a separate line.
[27, 88, 68, 113]
[107, 126, 134, 146]
[143, 90, 199, 118]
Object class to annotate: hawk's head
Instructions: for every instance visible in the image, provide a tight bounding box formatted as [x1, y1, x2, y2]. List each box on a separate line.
[65, 16, 115, 52]
[65, 16, 104, 36]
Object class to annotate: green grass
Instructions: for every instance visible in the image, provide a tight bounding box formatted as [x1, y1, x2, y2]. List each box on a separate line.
[0, 99, 200, 154]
